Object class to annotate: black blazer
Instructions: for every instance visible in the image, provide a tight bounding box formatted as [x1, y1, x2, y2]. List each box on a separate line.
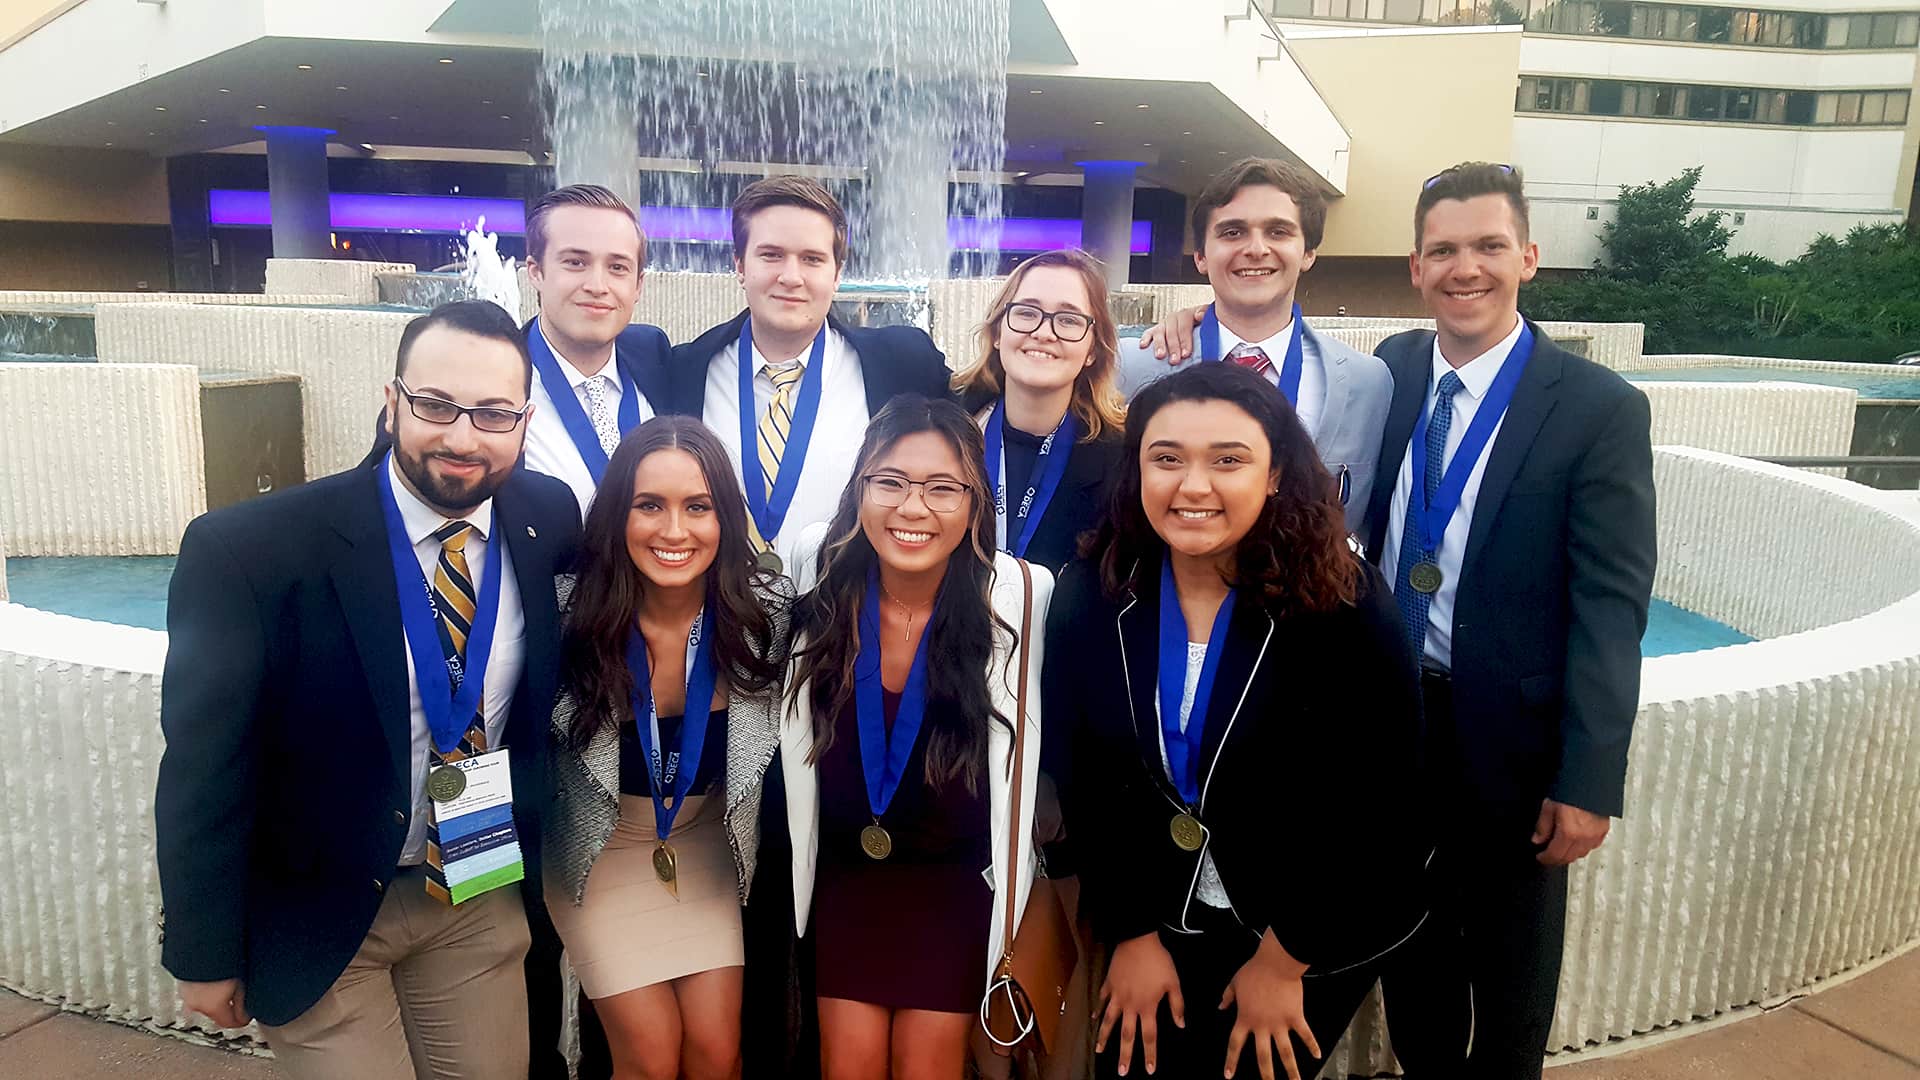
[155, 461, 582, 1026]
[1363, 323, 1656, 828]
[364, 319, 673, 464]
[959, 386, 1124, 574]
[660, 310, 953, 418]
[1042, 557, 1427, 974]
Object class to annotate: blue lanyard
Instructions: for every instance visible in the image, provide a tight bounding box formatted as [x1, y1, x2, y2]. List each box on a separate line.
[1407, 323, 1535, 558]
[737, 321, 828, 547]
[377, 454, 505, 754]
[526, 317, 641, 484]
[854, 566, 935, 820]
[982, 401, 1078, 559]
[1199, 303, 1306, 408]
[625, 608, 718, 841]
[1157, 558, 1236, 807]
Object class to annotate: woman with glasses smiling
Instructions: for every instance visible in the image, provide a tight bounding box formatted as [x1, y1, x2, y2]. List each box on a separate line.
[952, 249, 1128, 575]
[777, 396, 1053, 1079]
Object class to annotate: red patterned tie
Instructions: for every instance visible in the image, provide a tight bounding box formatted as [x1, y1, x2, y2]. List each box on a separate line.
[1226, 343, 1272, 377]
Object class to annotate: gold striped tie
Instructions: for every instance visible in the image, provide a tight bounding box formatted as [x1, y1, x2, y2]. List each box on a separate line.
[424, 520, 489, 903]
[750, 361, 807, 553]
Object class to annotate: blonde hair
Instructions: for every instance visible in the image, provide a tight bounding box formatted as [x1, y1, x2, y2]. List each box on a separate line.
[951, 249, 1127, 443]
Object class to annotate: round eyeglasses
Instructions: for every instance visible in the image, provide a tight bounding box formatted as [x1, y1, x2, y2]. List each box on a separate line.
[1003, 302, 1093, 343]
[862, 474, 972, 513]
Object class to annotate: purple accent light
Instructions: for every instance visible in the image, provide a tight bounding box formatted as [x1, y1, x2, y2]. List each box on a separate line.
[208, 189, 1152, 254]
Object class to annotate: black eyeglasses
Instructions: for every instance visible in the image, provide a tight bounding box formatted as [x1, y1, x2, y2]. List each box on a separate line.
[862, 474, 972, 512]
[1423, 163, 1517, 190]
[1002, 302, 1093, 343]
[393, 378, 530, 434]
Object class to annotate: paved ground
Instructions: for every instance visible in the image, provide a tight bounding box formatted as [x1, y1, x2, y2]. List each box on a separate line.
[4, 946, 1916, 1078]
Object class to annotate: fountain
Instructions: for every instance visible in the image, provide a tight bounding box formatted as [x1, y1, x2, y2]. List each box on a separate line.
[460, 216, 525, 318]
[538, 0, 1010, 282]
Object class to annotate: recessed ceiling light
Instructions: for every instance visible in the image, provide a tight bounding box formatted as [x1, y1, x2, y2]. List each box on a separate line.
[1029, 89, 1043, 95]
[1217, 150, 1226, 155]
[146, 130, 156, 135]
[1143, 142, 1152, 147]
[437, 57, 454, 64]
[1181, 130, 1193, 135]
[107, 120, 116, 126]
[104, 141, 113, 146]
[256, 104, 268, 110]
[217, 88, 231, 94]
[1136, 103, 1149, 109]
[198, 118, 208, 123]
[388, 114, 399, 120]
[335, 85, 348, 91]
[1093, 120, 1105, 125]
[154, 105, 167, 112]
[481, 99, 493, 105]
[297, 64, 312, 70]
[499, 114, 511, 120]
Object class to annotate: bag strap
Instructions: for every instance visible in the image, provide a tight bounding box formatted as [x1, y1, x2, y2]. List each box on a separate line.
[998, 558, 1036, 973]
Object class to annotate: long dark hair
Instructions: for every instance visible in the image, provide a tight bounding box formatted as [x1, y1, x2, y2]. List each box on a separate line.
[1085, 362, 1358, 615]
[562, 416, 783, 746]
[792, 395, 1009, 794]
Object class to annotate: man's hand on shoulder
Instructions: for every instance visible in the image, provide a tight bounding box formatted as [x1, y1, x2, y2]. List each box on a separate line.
[1137, 304, 1208, 363]
[1532, 799, 1611, 866]
[179, 977, 251, 1028]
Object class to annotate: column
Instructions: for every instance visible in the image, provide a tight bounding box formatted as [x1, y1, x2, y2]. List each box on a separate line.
[1079, 160, 1139, 290]
[259, 126, 334, 260]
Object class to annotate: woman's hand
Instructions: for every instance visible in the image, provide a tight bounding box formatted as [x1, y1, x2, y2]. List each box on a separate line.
[1220, 930, 1316, 1080]
[1095, 931, 1185, 1076]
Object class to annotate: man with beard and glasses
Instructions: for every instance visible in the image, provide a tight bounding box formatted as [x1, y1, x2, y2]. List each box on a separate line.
[157, 300, 582, 1080]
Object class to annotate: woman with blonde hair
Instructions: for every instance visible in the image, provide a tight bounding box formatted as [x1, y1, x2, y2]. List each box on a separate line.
[952, 248, 1127, 574]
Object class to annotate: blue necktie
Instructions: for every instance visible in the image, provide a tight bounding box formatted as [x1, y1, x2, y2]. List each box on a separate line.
[1395, 371, 1463, 666]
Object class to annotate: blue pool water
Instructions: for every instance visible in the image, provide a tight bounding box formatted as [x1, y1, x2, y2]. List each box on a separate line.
[1626, 365, 1920, 401]
[4, 557, 1757, 656]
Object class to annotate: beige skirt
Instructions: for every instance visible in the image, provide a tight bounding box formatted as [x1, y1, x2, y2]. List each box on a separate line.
[548, 793, 744, 999]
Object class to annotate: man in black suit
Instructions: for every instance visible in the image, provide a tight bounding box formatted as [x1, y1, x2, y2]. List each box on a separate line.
[1365, 163, 1656, 1077]
[662, 175, 952, 572]
[158, 300, 582, 1079]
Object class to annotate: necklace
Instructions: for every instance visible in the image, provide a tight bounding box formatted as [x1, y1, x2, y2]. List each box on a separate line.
[879, 583, 930, 644]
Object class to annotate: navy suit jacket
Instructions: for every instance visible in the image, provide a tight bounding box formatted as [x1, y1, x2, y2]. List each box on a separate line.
[155, 462, 581, 1026]
[660, 311, 953, 418]
[958, 385, 1123, 574]
[1364, 323, 1656, 831]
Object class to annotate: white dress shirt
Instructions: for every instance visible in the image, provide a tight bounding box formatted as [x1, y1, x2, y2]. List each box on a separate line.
[703, 325, 870, 569]
[524, 326, 656, 520]
[1157, 642, 1233, 910]
[387, 457, 527, 865]
[1215, 314, 1324, 438]
[1380, 317, 1527, 670]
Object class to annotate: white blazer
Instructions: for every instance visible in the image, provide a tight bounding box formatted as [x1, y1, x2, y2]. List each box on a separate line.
[781, 520, 1053, 991]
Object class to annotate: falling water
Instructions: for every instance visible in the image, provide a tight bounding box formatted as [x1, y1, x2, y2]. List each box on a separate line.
[538, 0, 1010, 282]
[461, 216, 524, 317]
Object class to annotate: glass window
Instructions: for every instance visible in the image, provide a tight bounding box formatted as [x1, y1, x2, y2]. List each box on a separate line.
[1731, 10, 1760, 42]
[1823, 14, 1848, 47]
[1385, 0, 1423, 19]
[1849, 14, 1873, 46]
[1676, 7, 1699, 39]
[1889, 92, 1910, 124]
[1815, 93, 1839, 124]
[1590, 79, 1625, 114]
[1870, 13, 1900, 46]
[1898, 14, 1919, 46]
[1699, 6, 1731, 40]
[1786, 90, 1816, 125]
[1725, 88, 1756, 120]
[1596, 0, 1631, 33]
[1756, 90, 1790, 123]
[1630, 4, 1653, 35]
[1688, 86, 1725, 119]
[1836, 92, 1862, 124]
[1861, 91, 1888, 124]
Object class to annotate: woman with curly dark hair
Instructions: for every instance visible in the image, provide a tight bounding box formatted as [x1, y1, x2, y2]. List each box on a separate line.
[542, 415, 791, 1080]
[778, 395, 1053, 1079]
[1042, 363, 1427, 1080]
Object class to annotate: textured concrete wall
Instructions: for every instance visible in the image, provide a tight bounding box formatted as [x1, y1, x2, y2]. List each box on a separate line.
[0, 363, 205, 556]
[264, 258, 414, 305]
[1639, 381, 1856, 476]
[94, 302, 412, 480]
[0, 515, 8, 602]
[1637, 353, 1920, 387]
[0, 291, 349, 308]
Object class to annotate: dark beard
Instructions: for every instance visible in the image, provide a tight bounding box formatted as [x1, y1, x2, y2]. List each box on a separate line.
[395, 444, 510, 515]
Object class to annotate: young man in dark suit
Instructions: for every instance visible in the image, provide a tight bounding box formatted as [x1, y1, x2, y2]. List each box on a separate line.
[158, 300, 583, 1079]
[662, 175, 953, 571]
[1365, 163, 1657, 1077]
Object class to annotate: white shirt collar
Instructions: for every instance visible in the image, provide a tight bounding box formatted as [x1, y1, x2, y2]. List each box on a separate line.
[1429, 316, 1526, 400]
[1215, 309, 1298, 361]
[538, 322, 618, 390]
[748, 322, 838, 373]
[387, 455, 494, 547]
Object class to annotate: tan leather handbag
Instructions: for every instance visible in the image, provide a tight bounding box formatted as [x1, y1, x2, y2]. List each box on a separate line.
[979, 559, 1080, 1058]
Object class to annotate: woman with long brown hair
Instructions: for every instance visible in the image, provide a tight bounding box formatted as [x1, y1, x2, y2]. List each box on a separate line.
[1043, 363, 1427, 1080]
[951, 248, 1127, 574]
[778, 395, 1052, 1080]
[543, 415, 791, 1080]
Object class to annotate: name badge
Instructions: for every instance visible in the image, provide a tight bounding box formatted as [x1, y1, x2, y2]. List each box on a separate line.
[429, 747, 524, 904]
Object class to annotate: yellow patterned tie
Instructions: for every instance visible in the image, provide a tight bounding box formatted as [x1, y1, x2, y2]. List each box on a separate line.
[424, 520, 489, 903]
[750, 361, 807, 553]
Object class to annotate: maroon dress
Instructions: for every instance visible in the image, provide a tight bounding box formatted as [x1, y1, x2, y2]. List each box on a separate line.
[813, 689, 993, 1013]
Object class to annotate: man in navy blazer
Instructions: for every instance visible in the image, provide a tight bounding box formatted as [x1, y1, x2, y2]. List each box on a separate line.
[158, 301, 583, 1078]
[660, 176, 952, 570]
[1365, 164, 1656, 1077]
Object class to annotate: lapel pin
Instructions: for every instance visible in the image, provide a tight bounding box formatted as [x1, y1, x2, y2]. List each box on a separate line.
[527, 526, 537, 539]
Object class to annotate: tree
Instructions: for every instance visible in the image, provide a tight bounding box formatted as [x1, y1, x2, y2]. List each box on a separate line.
[1593, 167, 1732, 284]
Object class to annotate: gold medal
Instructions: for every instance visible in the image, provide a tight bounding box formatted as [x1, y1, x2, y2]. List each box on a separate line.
[1409, 560, 1444, 595]
[756, 549, 783, 574]
[427, 763, 467, 803]
[860, 823, 894, 860]
[653, 842, 679, 900]
[1169, 812, 1204, 852]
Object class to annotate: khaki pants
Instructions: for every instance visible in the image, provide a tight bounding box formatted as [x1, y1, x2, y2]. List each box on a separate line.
[261, 868, 532, 1080]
